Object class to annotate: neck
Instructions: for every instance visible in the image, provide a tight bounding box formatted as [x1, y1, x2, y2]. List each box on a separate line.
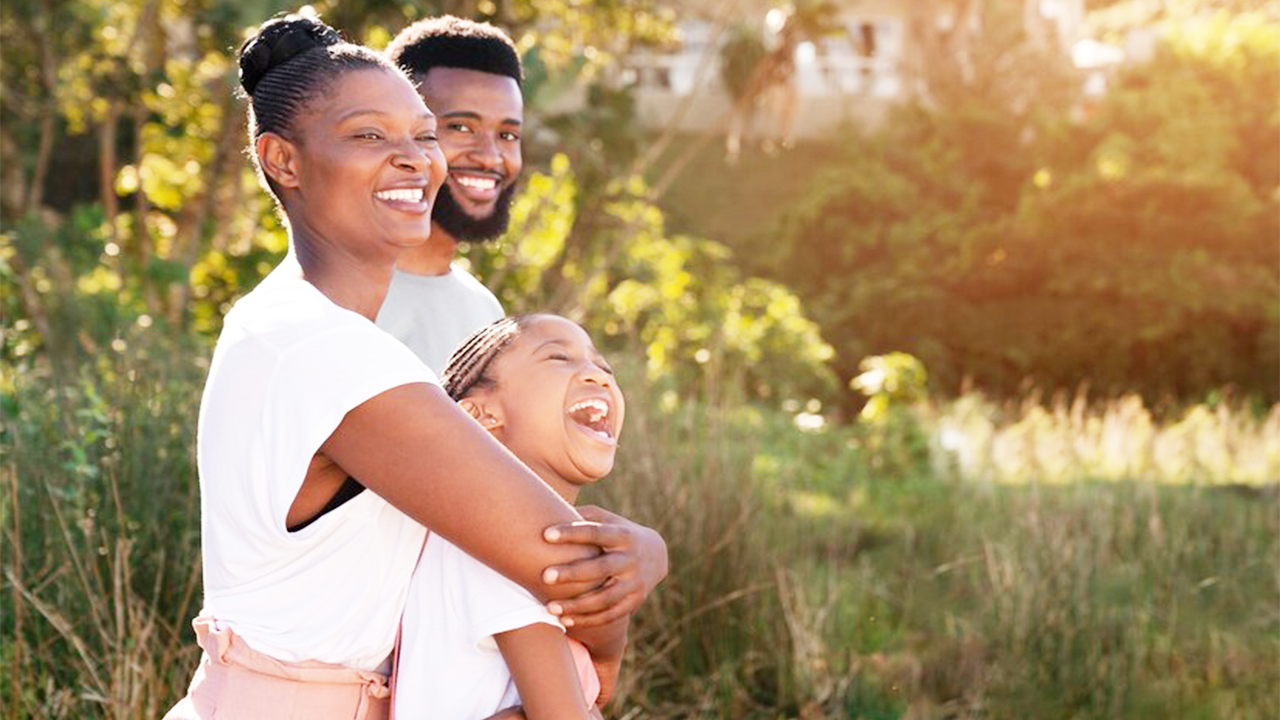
[395, 222, 458, 276]
[528, 464, 581, 505]
[289, 222, 394, 321]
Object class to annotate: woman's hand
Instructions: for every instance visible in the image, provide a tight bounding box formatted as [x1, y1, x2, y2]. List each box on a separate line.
[541, 505, 668, 628]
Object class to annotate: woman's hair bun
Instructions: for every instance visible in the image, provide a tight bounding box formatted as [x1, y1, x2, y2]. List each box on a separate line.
[239, 14, 342, 95]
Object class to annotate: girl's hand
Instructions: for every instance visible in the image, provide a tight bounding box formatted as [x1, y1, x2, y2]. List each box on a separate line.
[541, 506, 668, 628]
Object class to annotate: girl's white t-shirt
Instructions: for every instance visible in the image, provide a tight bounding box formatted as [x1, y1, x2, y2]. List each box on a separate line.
[197, 260, 433, 671]
[395, 532, 568, 719]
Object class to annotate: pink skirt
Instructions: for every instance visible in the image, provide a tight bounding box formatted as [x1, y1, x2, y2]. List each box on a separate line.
[162, 617, 391, 720]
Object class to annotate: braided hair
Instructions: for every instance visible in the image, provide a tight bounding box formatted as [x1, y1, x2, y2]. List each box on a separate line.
[237, 13, 399, 200]
[385, 15, 523, 86]
[440, 315, 539, 401]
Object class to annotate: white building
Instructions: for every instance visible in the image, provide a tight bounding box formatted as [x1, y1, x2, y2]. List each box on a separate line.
[613, 0, 1091, 139]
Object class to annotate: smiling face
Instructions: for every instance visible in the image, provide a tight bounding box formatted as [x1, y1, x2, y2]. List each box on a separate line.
[415, 66, 523, 243]
[462, 315, 624, 500]
[261, 68, 448, 261]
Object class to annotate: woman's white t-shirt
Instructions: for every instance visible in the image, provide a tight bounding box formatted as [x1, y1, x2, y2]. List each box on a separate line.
[197, 259, 433, 671]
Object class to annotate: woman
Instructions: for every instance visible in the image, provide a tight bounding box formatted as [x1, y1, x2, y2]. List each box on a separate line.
[164, 14, 663, 720]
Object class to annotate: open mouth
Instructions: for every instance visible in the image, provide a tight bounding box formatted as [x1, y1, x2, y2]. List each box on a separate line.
[567, 397, 614, 443]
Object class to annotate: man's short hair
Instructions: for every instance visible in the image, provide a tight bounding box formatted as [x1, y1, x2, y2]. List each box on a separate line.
[385, 16, 523, 86]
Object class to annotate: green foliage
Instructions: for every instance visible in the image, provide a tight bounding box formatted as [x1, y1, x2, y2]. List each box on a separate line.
[464, 155, 837, 402]
[766, 11, 1280, 405]
[851, 353, 932, 478]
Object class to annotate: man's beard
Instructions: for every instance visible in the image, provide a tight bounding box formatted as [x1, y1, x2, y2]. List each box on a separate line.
[431, 180, 518, 243]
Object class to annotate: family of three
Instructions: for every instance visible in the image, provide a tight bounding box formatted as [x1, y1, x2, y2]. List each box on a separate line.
[162, 12, 668, 720]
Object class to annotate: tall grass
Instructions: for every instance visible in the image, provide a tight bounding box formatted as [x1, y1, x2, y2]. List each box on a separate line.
[3, 327, 205, 719]
[930, 392, 1280, 486]
[3, 330, 1277, 719]
[594, 393, 1280, 718]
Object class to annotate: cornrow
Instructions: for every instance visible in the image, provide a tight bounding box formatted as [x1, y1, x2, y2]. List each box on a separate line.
[440, 315, 536, 400]
[237, 13, 399, 200]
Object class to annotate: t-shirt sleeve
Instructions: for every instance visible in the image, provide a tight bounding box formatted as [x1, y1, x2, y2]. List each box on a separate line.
[434, 536, 564, 650]
[261, 321, 437, 528]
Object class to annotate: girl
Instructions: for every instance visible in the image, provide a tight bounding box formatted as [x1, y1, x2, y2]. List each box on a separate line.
[395, 314, 626, 720]
[164, 15, 662, 720]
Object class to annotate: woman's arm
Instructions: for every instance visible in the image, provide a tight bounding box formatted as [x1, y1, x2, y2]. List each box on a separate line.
[494, 625, 593, 720]
[321, 381, 598, 602]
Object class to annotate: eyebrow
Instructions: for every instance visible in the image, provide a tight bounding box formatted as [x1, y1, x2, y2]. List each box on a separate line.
[337, 108, 435, 123]
[533, 338, 607, 363]
[441, 110, 522, 126]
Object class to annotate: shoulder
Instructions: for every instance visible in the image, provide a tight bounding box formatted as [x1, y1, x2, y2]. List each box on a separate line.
[450, 264, 496, 295]
[235, 272, 400, 353]
[449, 265, 503, 312]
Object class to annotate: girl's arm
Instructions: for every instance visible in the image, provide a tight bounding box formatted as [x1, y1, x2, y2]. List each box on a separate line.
[494, 624, 593, 720]
[566, 616, 628, 707]
[321, 382, 600, 603]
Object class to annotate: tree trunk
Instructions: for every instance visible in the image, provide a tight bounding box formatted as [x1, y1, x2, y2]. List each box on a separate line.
[133, 109, 160, 315]
[166, 87, 245, 327]
[98, 103, 121, 233]
[24, 21, 60, 213]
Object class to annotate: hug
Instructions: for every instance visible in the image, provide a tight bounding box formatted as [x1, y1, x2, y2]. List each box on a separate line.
[162, 12, 666, 720]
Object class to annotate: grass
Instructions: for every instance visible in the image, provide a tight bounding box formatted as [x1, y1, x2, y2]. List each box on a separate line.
[3, 331, 1278, 719]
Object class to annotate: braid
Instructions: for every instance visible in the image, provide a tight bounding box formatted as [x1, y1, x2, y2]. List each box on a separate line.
[237, 13, 401, 201]
[246, 46, 380, 140]
[441, 315, 534, 400]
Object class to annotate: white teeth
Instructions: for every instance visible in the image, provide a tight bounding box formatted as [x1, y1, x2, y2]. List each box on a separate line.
[374, 188, 425, 202]
[455, 175, 499, 190]
[568, 398, 609, 419]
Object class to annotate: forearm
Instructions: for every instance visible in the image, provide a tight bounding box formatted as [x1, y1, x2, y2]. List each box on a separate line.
[495, 624, 593, 720]
[322, 382, 599, 602]
[566, 615, 629, 662]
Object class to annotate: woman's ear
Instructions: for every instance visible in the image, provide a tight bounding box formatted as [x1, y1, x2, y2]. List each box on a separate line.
[257, 132, 302, 189]
[459, 397, 504, 435]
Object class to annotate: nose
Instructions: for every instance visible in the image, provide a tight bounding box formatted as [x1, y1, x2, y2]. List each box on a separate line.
[468, 133, 502, 171]
[580, 362, 612, 388]
[392, 137, 432, 173]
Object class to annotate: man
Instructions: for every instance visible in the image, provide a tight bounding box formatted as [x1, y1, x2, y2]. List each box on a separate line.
[378, 17, 524, 374]
[379, 17, 667, 706]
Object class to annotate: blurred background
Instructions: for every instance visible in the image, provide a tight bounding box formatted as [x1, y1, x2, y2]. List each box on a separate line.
[2, 0, 1277, 718]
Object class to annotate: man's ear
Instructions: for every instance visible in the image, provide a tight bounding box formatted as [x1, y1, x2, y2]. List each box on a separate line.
[458, 397, 505, 435]
[256, 132, 302, 189]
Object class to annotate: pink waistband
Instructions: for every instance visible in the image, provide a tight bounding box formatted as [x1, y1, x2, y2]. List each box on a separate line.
[193, 617, 390, 718]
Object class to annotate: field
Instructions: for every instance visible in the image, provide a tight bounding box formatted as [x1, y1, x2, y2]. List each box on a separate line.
[4, 335, 1277, 719]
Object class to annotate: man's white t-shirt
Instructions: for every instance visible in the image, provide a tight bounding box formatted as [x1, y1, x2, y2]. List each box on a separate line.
[375, 265, 504, 375]
[197, 258, 433, 671]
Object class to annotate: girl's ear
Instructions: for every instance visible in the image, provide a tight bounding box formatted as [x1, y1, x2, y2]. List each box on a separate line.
[257, 132, 302, 189]
[459, 397, 504, 434]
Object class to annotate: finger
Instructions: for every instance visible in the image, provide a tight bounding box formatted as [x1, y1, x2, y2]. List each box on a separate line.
[544, 521, 631, 550]
[562, 591, 643, 628]
[542, 550, 631, 586]
[548, 578, 635, 618]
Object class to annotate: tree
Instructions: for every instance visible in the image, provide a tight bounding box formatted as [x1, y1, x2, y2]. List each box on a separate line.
[765, 9, 1279, 404]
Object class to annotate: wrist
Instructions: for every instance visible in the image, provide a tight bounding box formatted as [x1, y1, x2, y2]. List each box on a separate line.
[568, 618, 629, 660]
